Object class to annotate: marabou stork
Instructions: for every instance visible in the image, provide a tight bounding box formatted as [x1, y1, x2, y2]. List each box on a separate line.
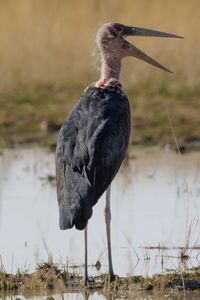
[56, 22, 183, 284]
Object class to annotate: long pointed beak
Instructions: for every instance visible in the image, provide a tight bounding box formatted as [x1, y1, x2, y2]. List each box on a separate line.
[123, 26, 183, 39]
[122, 26, 184, 73]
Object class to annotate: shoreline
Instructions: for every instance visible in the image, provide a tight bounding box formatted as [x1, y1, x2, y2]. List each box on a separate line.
[1, 261, 200, 297]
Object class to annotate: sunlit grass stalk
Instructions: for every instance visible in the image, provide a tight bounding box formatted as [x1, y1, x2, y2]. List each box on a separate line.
[168, 257, 186, 300]
[124, 233, 140, 262]
[165, 108, 191, 255]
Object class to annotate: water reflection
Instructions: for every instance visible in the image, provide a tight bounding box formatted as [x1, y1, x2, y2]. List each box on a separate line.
[0, 146, 200, 278]
[2, 290, 200, 300]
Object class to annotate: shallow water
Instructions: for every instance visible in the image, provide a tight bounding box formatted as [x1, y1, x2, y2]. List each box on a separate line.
[0, 146, 200, 292]
[2, 291, 200, 300]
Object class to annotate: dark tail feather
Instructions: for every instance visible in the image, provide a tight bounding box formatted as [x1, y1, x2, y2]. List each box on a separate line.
[74, 204, 93, 230]
[59, 170, 93, 230]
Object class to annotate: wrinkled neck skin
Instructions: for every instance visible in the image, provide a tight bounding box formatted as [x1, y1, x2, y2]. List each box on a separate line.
[96, 53, 121, 87]
[101, 54, 121, 81]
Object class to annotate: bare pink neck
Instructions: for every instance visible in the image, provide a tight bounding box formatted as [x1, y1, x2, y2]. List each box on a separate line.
[100, 55, 121, 82]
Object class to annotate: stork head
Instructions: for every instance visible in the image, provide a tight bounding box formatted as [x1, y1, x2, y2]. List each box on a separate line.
[96, 22, 183, 74]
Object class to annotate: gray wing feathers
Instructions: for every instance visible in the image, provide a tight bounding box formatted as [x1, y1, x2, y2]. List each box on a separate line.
[57, 126, 93, 230]
[59, 165, 93, 230]
[56, 87, 131, 231]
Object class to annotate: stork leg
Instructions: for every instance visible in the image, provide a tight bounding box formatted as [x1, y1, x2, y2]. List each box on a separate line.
[104, 185, 115, 281]
[84, 225, 89, 285]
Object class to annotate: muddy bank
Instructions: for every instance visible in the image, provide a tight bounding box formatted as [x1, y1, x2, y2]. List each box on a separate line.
[1, 261, 200, 299]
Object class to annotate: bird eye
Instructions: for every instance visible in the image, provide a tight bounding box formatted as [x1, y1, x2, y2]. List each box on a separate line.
[114, 24, 123, 34]
[111, 30, 118, 38]
[114, 24, 121, 30]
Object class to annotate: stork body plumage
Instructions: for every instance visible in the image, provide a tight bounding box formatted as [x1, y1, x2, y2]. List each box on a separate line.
[56, 83, 131, 230]
[56, 22, 183, 284]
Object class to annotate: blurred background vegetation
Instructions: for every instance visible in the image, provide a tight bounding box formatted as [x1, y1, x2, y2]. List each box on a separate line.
[0, 0, 199, 149]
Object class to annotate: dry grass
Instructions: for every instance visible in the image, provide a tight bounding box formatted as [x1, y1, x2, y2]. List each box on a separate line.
[0, 0, 199, 91]
[0, 0, 199, 147]
[1, 259, 200, 298]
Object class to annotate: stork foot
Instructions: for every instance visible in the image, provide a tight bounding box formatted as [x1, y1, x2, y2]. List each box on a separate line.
[108, 272, 117, 283]
[84, 276, 91, 286]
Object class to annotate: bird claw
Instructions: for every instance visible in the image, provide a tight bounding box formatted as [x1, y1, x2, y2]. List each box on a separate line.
[84, 276, 92, 286]
[108, 273, 117, 283]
